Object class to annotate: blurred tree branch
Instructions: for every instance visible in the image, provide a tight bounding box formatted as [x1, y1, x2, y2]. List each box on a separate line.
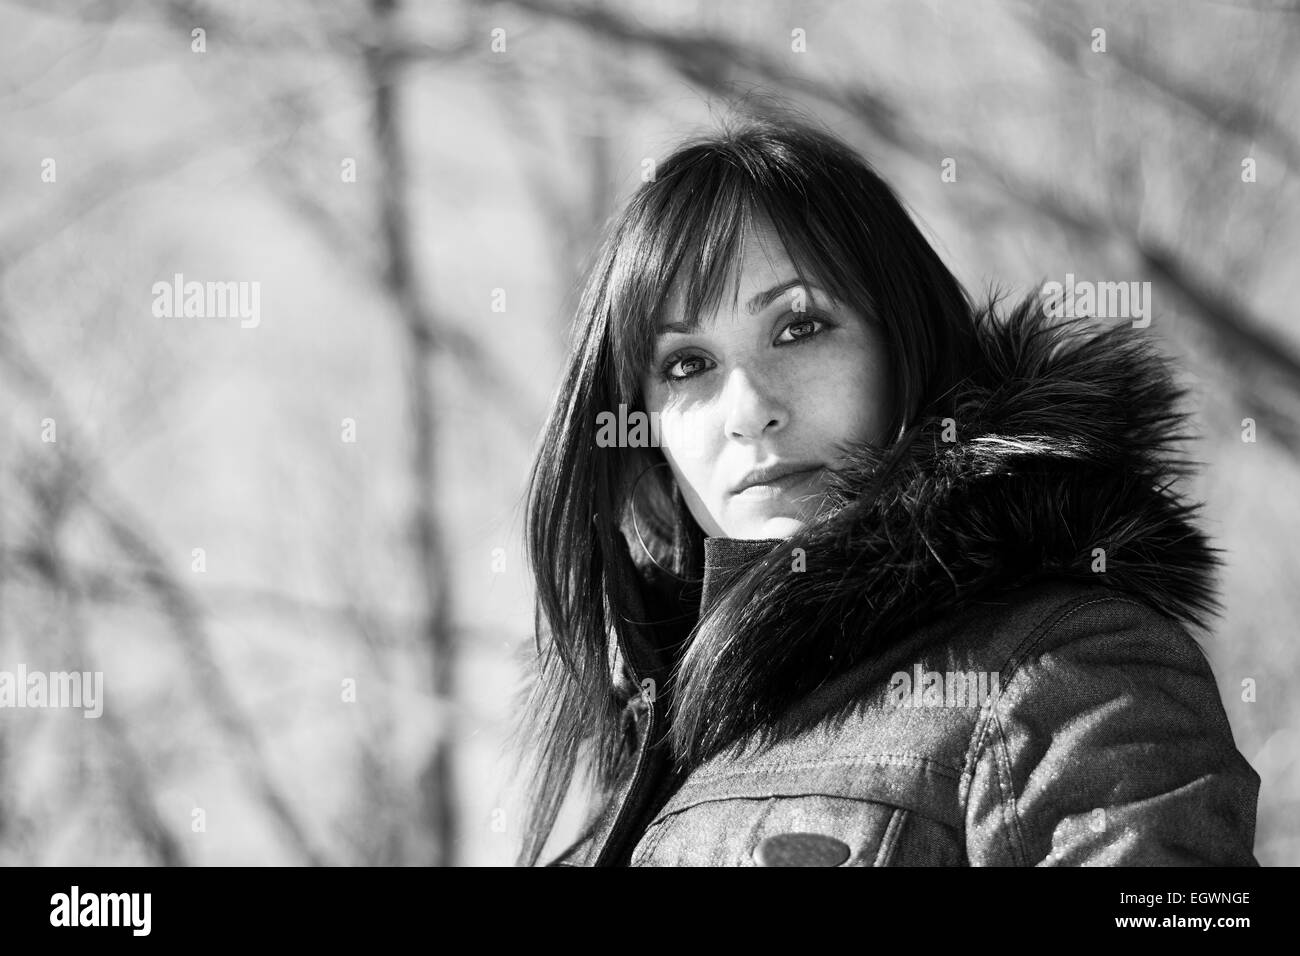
[366, 0, 457, 868]
[0, 544, 530, 652]
[1014, 0, 1300, 173]
[0, 315, 334, 865]
[28, 523, 189, 865]
[0, 0, 543, 443]
[499, 0, 1300, 451]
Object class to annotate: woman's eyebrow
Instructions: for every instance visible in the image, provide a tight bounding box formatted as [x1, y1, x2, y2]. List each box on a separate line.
[744, 278, 826, 315]
[655, 279, 827, 336]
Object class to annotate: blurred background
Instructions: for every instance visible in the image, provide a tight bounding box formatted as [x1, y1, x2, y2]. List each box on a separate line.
[1, 0, 1297, 866]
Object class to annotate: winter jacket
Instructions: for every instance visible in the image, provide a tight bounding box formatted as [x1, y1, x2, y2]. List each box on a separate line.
[546, 301, 1261, 867]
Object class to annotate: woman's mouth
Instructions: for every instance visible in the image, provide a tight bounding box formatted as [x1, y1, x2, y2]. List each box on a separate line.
[732, 467, 825, 499]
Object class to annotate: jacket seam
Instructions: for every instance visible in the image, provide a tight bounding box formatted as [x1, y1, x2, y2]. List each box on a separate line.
[679, 752, 964, 783]
[642, 754, 965, 842]
[645, 789, 939, 831]
[630, 814, 667, 864]
[874, 807, 909, 866]
[988, 711, 1028, 866]
[963, 593, 1150, 865]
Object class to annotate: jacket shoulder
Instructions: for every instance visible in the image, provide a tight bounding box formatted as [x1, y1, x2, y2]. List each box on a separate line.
[937, 577, 1203, 667]
[955, 580, 1260, 865]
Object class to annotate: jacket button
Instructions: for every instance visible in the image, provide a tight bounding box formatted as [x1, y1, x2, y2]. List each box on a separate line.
[753, 832, 851, 867]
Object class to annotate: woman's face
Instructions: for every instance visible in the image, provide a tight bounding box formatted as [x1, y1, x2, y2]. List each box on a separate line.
[640, 221, 893, 540]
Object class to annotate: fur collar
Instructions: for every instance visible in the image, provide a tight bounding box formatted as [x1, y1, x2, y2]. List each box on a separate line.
[658, 293, 1222, 770]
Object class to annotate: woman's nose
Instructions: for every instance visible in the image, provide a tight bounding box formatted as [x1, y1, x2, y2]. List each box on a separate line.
[722, 365, 787, 440]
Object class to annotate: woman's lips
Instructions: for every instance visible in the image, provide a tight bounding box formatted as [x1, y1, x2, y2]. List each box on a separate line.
[731, 467, 825, 499]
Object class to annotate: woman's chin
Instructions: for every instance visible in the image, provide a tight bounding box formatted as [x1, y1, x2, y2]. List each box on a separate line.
[724, 514, 808, 541]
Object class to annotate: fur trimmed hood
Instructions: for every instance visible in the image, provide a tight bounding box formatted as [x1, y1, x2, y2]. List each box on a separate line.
[655, 294, 1222, 769]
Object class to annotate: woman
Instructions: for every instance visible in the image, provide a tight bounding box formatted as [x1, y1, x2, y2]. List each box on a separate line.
[510, 110, 1261, 867]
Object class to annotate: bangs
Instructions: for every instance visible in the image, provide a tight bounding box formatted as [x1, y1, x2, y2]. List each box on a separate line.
[605, 147, 844, 406]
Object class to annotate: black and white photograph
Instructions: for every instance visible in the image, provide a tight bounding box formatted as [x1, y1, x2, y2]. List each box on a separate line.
[0, 0, 1294, 926]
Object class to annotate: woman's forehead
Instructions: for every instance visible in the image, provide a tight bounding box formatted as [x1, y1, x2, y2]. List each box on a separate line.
[661, 222, 819, 327]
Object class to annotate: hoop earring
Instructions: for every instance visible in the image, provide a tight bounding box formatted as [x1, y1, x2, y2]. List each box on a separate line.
[628, 460, 703, 585]
[670, 481, 689, 557]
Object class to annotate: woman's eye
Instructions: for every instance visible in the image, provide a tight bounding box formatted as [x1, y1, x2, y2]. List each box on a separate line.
[774, 314, 827, 344]
[661, 353, 713, 383]
[657, 314, 829, 383]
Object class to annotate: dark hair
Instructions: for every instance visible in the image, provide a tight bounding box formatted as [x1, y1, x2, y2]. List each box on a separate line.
[508, 104, 979, 866]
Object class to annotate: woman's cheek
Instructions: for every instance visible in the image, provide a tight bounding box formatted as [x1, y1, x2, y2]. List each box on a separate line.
[657, 410, 726, 536]
[658, 403, 717, 474]
[817, 349, 889, 448]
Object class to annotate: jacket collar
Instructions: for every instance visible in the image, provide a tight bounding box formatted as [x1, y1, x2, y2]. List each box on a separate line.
[608, 536, 777, 710]
[699, 536, 783, 608]
[624, 295, 1222, 772]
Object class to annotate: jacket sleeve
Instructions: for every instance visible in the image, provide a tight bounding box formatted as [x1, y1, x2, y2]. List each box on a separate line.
[964, 594, 1261, 866]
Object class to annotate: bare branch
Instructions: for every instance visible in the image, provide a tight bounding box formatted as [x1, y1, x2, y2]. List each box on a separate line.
[499, 0, 1300, 451]
[0, 317, 335, 865]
